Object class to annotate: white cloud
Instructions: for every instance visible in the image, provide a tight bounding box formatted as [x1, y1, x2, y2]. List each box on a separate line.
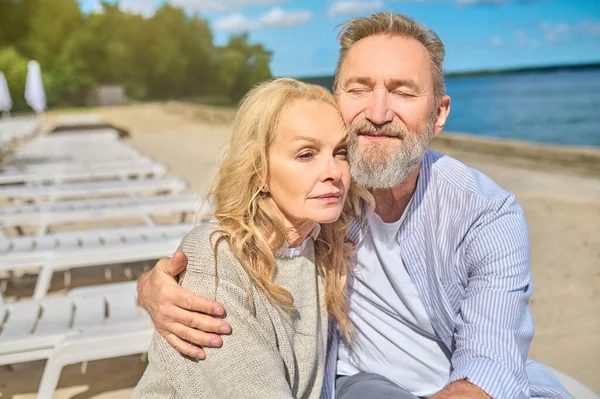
[261, 7, 311, 27]
[168, 0, 284, 13]
[214, 13, 261, 32]
[540, 21, 569, 43]
[577, 20, 600, 36]
[327, 0, 384, 17]
[392, 0, 545, 4]
[456, 0, 544, 5]
[536, 20, 600, 44]
[214, 7, 312, 33]
[235, 0, 284, 5]
[88, 0, 104, 13]
[170, 0, 228, 12]
[119, 0, 161, 18]
[514, 30, 538, 48]
[489, 36, 503, 46]
[389, 0, 444, 2]
[457, 0, 504, 5]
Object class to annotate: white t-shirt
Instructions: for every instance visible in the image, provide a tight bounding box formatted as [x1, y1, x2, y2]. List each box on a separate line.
[337, 211, 452, 397]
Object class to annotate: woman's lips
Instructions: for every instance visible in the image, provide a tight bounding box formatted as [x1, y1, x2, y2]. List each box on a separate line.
[312, 193, 341, 203]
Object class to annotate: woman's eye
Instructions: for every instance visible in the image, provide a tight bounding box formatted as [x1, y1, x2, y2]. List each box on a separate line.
[297, 152, 314, 160]
[336, 149, 348, 159]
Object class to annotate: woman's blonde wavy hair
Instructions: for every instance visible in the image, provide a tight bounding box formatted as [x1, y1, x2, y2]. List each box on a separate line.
[204, 77, 372, 337]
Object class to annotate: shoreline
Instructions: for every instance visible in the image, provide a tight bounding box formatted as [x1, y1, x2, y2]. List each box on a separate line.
[431, 132, 600, 178]
[296, 62, 600, 81]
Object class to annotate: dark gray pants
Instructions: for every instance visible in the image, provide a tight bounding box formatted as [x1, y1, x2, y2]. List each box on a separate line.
[336, 373, 422, 399]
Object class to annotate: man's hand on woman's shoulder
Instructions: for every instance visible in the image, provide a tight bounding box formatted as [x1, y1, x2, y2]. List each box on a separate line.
[137, 250, 232, 359]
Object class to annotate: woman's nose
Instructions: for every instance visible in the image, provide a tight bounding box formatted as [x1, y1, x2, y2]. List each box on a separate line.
[321, 158, 342, 182]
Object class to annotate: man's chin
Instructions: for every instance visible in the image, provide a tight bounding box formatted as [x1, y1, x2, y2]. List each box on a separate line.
[360, 141, 400, 153]
[359, 151, 395, 166]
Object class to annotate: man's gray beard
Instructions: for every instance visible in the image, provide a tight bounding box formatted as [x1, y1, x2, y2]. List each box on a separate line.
[348, 119, 434, 190]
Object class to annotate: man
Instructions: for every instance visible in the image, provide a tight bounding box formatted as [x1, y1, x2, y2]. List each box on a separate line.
[137, 12, 571, 399]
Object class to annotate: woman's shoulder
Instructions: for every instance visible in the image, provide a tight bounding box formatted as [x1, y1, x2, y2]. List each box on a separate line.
[178, 223, 246, 284]
[179, 222, 219, 253]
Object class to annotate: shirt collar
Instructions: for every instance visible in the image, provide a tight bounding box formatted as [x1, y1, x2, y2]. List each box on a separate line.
[206, 218, 320, 259]
[275, 224, 321, 259]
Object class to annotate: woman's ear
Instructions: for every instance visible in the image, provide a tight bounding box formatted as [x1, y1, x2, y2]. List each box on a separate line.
[261, 180, 269, 193]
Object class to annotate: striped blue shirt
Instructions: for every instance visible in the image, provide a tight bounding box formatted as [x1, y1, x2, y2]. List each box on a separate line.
[321, 150, 571, 399]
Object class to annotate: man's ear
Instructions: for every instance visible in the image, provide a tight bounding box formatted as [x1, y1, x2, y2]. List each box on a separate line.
[432, 95, 451, 137]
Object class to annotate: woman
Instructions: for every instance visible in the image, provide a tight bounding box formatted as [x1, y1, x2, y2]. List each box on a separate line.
[132, 78, 371, 398]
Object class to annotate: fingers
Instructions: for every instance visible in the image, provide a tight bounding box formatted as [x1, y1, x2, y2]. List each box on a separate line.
[154, 254, 183, 277]
[149, 271, 227, 319]
[152, 298, 230, 338]
[152, 305, 226, 347]
[137, 251, 232, 359]
[136, 258, 179, 312]
[162, 331, 206, 360]
[172, 318, 224, 348]
[137, 269, 151, 308]
[150, 293, 230, 344]
[159, 316, 225, 356]
[169, 250, 188, 275]
[176, 288, 226, 317]
[173, 306, 231, 336]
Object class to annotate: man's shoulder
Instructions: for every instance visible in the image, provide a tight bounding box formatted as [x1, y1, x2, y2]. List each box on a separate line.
[423, 151, 530, 273]
[426, 149, 512, 203]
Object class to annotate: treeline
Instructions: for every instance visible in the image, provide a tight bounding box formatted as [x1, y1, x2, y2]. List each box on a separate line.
[0, 0, 273, 111]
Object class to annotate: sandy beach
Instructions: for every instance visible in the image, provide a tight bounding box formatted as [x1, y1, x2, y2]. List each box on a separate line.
[1, 102, 598, 398]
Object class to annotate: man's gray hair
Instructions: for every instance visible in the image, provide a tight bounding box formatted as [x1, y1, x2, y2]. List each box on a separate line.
[333, 12, 446, 103]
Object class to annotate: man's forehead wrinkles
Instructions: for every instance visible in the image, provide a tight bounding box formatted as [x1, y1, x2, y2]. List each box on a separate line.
[342, 75, 420, 90]
[342, 76, 375, 86]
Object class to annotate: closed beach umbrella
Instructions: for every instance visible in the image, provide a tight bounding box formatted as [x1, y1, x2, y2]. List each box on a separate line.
[0, 72, 12, 113]
[25, 60, 46, 113]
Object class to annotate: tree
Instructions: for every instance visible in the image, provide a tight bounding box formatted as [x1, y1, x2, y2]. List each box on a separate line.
[220, 34, 273, 103]
[0, 0, 37, 54]
[26, 0, 84, 71]
[0, 47, 30, 112]
[180, 16, 216, 97]
[0, 0, 273, 110]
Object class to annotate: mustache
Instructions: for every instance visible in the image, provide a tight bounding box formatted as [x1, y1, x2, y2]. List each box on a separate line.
[348, 120, 406, 139]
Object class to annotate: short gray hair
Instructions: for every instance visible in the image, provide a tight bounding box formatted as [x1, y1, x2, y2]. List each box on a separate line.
[333, 12, 446, 103]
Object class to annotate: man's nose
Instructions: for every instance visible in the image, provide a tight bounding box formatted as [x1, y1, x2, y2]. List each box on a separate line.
[365, 89, 393, 125]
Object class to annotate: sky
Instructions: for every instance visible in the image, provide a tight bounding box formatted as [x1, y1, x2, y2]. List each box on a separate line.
[78, 0, 600, 78]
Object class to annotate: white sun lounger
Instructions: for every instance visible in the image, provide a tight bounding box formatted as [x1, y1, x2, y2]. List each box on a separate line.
[0, 117, 39, 137]
[9, 129, 143, 163]
[56, 113, 101, 126]
[0, 194, 201, 233]
[0, 159, 168, 185]
[0, 280, 154, 399]
[0, 223, 193, 299]
[0, 156, 159, 175]
[0, 117, 40, 152]
[0, 176, 188, 203]
[12, 129, 119, 148]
